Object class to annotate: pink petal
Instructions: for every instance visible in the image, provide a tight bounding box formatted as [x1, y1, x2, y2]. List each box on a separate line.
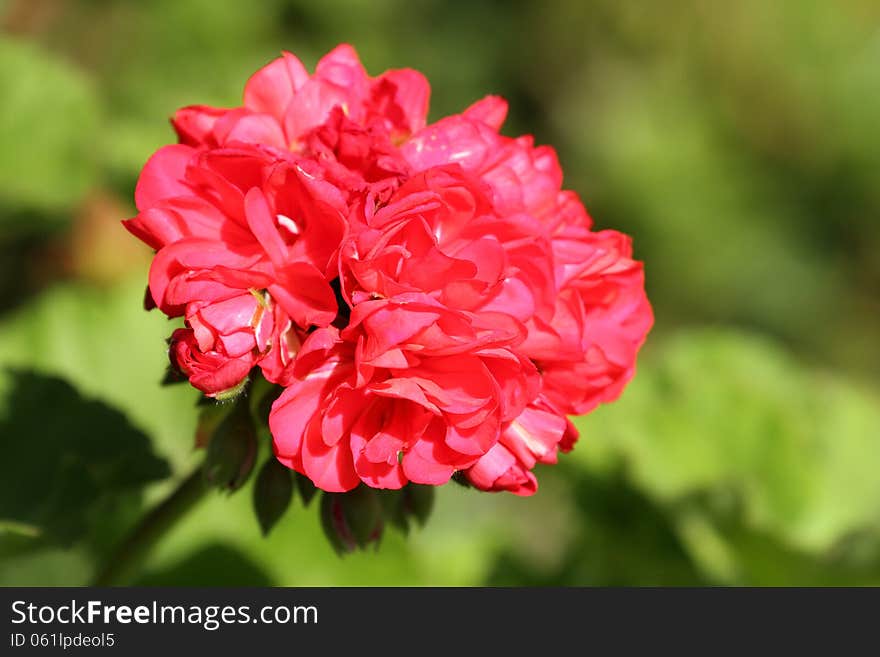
[402, 116, 496, 172]
[502, 403, 567, 467]
[198, 293, 259, 335]
[172, 105, 227, 147]
[134, 144, 195, 211]
[465, 442, 516, 490]
[301, 418, 360, 492]
[244, 188, 289, 267]
[269, 262, 337, 328]
[269, 353, 349, 463]
[372, 68, 431, 134]
[214, 111, 287, 149]
[321, 387, 370, 447]
[243, 51, 309, 118]
[315, 43, 369, 104]
[462, 95, 508, 131]
[401, 437, 456, 485]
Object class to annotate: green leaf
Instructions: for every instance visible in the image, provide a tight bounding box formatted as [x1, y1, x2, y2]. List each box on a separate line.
[252, 457, 294, 537]
[0, 370, 170, 546]
[0, 37, 99, 218]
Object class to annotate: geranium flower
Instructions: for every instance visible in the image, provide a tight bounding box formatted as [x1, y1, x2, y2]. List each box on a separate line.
[125, 44, 653, 495]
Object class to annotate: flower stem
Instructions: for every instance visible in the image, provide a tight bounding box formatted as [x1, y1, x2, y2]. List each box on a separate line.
[91, 465, 207, 586]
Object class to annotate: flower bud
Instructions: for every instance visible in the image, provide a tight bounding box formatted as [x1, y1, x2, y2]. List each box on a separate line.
[378, 485, 435, 534]
[295, 472, 318, 507]
[194, 401, 231, 449]
[401, 484, 434, 527]
[168, 328, 253, 400]
[253, 456, 294, 536]
[320, 487, 383, 554]
[248, 373, 282, 443]
[202, 400, 257, 492]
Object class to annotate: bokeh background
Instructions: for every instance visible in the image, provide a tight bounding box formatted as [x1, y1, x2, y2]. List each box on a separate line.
[1, 0, 879, 586]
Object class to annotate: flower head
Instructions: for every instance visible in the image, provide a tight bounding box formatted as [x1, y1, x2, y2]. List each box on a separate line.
[125, 44, 653, 498]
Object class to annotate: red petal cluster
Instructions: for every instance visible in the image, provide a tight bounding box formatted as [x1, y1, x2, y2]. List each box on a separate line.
[125, 45, 653, 495]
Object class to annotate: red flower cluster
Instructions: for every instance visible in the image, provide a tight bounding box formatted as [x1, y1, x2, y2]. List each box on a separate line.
[125, 45, 652, 496]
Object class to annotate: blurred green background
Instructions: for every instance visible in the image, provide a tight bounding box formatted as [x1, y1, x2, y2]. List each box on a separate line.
[1, 0, 879, 586]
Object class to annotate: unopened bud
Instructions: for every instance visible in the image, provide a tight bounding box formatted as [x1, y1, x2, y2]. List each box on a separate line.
[401, 484, 434, 527]
[295, 472, 318, 507]
[253, 456, 294, 536]
[378, 484, 436, 533]
[202, 400, 257, 492]
[247, 373, 282, 443]
[320, 487, 383, 554]
[194, 401, 231, 449]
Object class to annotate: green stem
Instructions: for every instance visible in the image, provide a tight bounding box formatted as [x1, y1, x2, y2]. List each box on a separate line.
[91, 465, 207, 586]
